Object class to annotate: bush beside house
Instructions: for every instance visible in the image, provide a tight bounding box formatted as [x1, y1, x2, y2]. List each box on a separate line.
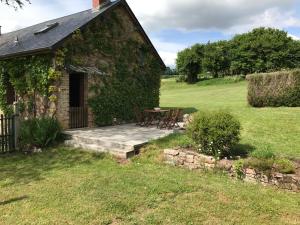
[19, 117, 62, 151]
[247, 70, 300, 107]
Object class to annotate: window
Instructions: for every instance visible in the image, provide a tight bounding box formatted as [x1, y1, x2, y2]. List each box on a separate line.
[34, 22, 59, 35]
[6, 80, 15, 105]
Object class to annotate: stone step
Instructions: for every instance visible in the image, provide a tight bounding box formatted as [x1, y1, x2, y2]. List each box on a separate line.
[64, 137, 136, 159]
[68, 135, 134, 151]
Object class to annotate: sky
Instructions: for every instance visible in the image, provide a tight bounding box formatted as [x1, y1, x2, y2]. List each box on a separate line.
[1, 0, 300, 67]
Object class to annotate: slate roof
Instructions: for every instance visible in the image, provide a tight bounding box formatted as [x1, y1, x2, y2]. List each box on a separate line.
[0, 0, 121, 59]
[0, 0, 165, 67]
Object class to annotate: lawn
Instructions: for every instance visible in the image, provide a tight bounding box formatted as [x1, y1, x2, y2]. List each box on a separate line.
[160, 78, 300, 159]
[1, 147, 300, 225]
[1, 77, 300, 225]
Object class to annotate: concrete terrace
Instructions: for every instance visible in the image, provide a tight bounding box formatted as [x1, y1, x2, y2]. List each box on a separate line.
[64, 124, 175, 158]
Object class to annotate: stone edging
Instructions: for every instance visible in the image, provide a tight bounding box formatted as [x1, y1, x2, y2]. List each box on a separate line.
[164, 149, 300, 192]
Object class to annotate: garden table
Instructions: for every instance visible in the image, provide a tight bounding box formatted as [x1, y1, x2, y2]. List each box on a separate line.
[144, 109, 169, 127]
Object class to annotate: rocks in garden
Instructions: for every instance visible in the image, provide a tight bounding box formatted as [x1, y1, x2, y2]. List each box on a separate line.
[218, 159, 233, 171]
[164, 149, 179, 156]
[164, 148, 217, 170]
[164, 148, 300, 192]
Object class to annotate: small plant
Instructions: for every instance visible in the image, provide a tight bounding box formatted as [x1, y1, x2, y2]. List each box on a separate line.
[273, 158, 295, 174]
[187, 110, 241, 158]
[243, 158, 274, 172]
[234, 160, 245, 180]
[250, 148, 275, 160]
[20, 117, 62, 150]
[177, 135, 194, 149]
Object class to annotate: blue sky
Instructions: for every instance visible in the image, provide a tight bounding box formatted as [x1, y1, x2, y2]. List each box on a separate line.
[1, 0, 300, 67]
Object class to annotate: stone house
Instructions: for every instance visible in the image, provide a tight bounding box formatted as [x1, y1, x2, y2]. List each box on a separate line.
[0, 0, 165, 129]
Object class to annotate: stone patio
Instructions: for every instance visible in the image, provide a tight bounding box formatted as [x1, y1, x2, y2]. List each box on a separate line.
[64, 124, 175, 158]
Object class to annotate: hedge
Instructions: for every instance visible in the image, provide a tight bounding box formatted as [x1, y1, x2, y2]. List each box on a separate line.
[247, 70, 300, 107]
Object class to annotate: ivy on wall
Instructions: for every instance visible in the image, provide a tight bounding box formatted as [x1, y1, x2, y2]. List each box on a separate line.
[0, 6, 162, 127]
[62, 8, 162, 126]
[0, 53, 64, 116]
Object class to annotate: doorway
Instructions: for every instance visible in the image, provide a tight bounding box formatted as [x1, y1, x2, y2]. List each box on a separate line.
[69, 73, 88, 128]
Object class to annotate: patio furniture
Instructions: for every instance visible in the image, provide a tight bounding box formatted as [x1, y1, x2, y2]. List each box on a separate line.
[157, 109, 174, 129]
[134, 107, 145, 126]
[167, 108, 183, 129]
[144, 109, 169, 127]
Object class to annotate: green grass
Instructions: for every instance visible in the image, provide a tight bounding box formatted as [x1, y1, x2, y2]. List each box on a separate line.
[161, 78, 300, 159]
[1, 77, 300, 224]
[1, 147, 300, 225]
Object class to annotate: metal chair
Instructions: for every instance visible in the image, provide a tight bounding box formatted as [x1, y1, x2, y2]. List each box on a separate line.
[158, 109, 174, 129]
[133, 107, 145, 126]
[167, 108, 182, 129]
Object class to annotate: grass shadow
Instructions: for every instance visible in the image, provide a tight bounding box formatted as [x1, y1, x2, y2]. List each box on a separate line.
[0, 147, 106, 187]
[0, 196, 29, 206]
[231, 143, 256, 158]
[161, 107, 198, 114]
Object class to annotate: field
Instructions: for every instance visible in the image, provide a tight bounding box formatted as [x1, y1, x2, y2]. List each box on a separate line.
[161, 78, 300, 159]
[1, 77, 300, 225]
[1, 147, 300, 225]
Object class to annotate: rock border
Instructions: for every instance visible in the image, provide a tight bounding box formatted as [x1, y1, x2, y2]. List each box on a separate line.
[164, 148, 300, 192]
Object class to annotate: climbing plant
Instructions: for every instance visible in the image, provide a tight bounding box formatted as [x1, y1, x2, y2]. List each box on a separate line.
[0, 52, 64, 116]
[0, 7, 162, 126]
[62, 9, 162, 126]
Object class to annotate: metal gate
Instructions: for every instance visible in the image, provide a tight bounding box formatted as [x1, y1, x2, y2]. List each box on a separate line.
[69, 107, 88, 129]
[0, 114, 16, 153]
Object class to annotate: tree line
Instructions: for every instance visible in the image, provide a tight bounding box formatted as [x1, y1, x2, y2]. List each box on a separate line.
[176, 27, 300, 83]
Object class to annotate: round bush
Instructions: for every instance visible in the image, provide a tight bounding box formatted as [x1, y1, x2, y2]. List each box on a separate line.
[187, 111, 241, 158]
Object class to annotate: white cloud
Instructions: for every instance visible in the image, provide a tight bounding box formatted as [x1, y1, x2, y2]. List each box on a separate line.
[126, 0, 300, 34]
[226, 7, 300, 34]
[2, 0, 300, 66]
[288, 34, 300, 40]
[151, 39, 186, 67]
[0, 0, 89, 33]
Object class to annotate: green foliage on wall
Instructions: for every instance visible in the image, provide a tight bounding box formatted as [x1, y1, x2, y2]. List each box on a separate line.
[0, 53, 63, 116]
[63, 9, 162, 126]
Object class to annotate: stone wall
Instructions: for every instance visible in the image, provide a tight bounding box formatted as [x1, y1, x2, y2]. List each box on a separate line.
[164, 149, 300, 192]
[56, 71, 70, 129]
[56, 5, 161, 128]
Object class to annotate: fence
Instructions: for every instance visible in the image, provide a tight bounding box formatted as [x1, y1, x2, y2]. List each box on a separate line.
[0, 114, 16, 153]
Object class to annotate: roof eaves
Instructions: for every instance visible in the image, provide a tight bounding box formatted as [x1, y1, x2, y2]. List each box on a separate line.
[0, 47, 53, 60]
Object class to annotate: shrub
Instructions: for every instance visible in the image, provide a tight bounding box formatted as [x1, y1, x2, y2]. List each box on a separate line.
[250, 148, 275, 159]
[247, 70, 300, 107]
[20, 117, 62, 150]
[243, 158, 274, 172]
[187, 110, 241, 158]
[273, 158, 295, 174]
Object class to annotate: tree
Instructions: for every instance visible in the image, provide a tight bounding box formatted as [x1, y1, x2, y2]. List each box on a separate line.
[175, 27, 300, 80]
[0, 0, 30, 9]
[176, 44, 204, 83]
[164, 67, 177, 75]
[203, 40, 231, 77]
[230, 27, 300, 74]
